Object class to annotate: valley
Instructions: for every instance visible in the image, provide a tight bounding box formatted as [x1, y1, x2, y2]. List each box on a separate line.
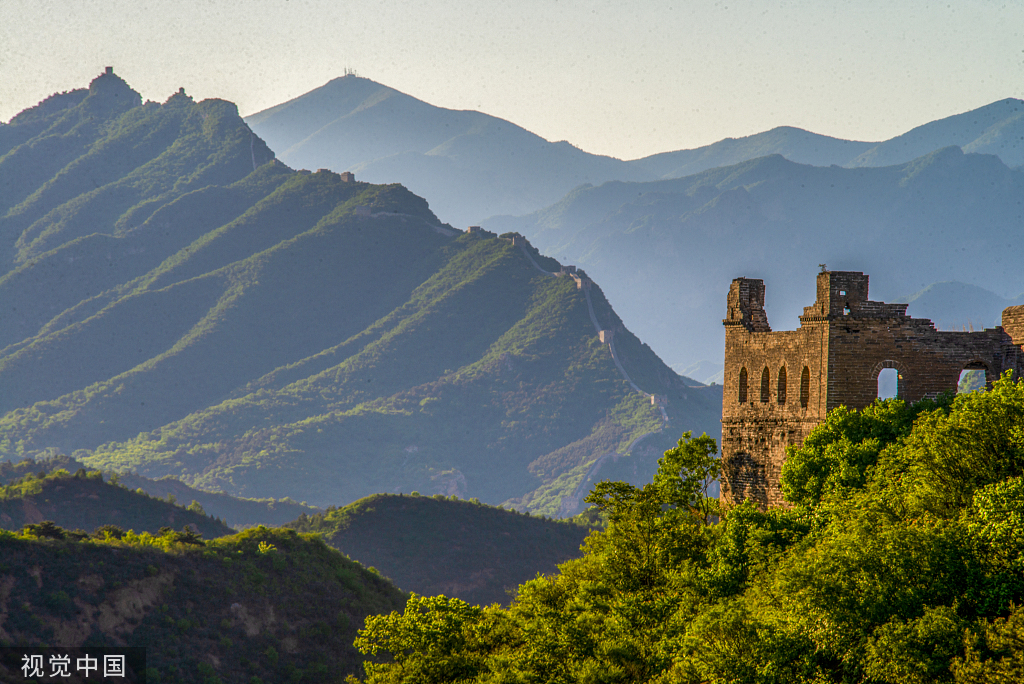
[3, 63, 1024, 683]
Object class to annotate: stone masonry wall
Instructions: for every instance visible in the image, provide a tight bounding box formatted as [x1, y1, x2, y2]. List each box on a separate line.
[721, 271, 1024, 509]
[1004, 305, 1024, 347]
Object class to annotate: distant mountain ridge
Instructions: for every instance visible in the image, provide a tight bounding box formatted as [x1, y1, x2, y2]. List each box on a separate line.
[246, 76, 1023, 228]
[484, 148, 1024, 368]
[630, 98, 1024, 179]
[899, 281, 1024, 332]
[0, 71, 718, 518]
[245, 75, 653, 226]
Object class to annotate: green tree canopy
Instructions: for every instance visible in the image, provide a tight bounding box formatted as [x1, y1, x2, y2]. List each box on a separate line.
[350, 373, 1024, 683]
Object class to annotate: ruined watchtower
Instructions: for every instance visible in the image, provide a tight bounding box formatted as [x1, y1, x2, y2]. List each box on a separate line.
[721, 270, 1024, 509]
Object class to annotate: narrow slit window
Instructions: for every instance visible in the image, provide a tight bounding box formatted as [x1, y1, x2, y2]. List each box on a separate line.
[777, 366, 787, 404]
[760, 367, 770, 403]
[738, 368, 748, 403]
[800, 366, 810, 408]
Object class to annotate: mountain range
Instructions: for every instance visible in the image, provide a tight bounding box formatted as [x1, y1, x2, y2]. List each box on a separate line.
[5, 69, 1018, 516]
[246, 78, 1024, 371]
[0, 70, 719, 518]
[485, 148, 1024, 367]
[245, 76, 650, 227]
[246, 75, 1023, 230]
[631, 97, 1024, 179]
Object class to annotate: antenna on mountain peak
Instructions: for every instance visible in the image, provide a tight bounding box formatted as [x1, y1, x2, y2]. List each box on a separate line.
[343, 67, 359, 77]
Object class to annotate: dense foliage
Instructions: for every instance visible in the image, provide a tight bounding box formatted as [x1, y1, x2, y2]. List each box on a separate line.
[285, 493, 596, 605]
[350, 374, 1024, 683]
[0, 524, 406, 683]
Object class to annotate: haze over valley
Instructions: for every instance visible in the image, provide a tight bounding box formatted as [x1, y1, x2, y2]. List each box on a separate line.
[4, 66, 1022, 515]
[3, 4, 1024, 675]
[247, 76, 1024, 372]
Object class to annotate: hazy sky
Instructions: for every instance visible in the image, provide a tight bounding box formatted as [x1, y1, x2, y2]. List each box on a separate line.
[2, 0, 1022, 160]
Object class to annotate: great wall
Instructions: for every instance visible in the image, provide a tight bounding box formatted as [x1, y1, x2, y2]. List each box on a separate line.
[481, 230, 674, 516]
[334, 195, 680, 515]
[721, 269, 1024, 509]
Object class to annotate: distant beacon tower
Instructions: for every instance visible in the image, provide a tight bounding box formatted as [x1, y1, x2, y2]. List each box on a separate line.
[105, 66, 113, 75]
[721, 270, 1024, 509]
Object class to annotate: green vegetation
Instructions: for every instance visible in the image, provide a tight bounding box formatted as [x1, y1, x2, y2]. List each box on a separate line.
[0, 524, 406, 682]
[285, 493, 596, 606]
[0, 455, 321, 528]
[0, 466, 233, 538]
[349, 374, 1024, 683]
[0, 71, 719, 513]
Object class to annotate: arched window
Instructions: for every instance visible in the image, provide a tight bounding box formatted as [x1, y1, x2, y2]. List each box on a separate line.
[777, 366, 787, 404]
[877, 368, 898, 400]
[800, 366, 810, 408]
[959, 362, 988, 394]
[738, 368, 748, 403]
[760, 367, 770, 403]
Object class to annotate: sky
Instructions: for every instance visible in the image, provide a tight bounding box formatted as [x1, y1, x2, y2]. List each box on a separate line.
[2, 0, 1022, 160]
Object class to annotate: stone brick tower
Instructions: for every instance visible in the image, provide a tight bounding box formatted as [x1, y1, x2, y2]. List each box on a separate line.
[721, 270, 1024, 509]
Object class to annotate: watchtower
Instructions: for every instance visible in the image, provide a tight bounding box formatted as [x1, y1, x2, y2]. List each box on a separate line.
[721, 270, 1024, 509]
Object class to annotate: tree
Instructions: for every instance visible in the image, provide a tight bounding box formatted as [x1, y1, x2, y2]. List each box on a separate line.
[654, 431, 721, 524]
[348, 383, 1024, 684]
[354, 594, 492, 684]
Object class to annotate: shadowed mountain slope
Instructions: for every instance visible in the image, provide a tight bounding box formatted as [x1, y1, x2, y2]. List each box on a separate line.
[0, 455, 321, 528]
[0, 468, 234, 538]
[286, 493, 595, 606]
[0, 72, 718, 517]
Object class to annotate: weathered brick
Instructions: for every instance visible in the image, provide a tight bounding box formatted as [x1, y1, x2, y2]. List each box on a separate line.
[721, 271, 1024, 509]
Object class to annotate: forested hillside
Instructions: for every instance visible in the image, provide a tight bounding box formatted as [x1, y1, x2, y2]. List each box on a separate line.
[0, 455, 320, 528]
[0, 70, 719, 514]
[349, 375, 1024, 683]
[0, 467, 234, 538]
[0, 525, 405, 682]
[286, 493, 595, 606]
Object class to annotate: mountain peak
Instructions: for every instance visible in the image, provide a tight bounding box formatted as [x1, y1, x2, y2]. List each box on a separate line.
[165, 87, 195, 106]
[85, 66, 141, 110]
